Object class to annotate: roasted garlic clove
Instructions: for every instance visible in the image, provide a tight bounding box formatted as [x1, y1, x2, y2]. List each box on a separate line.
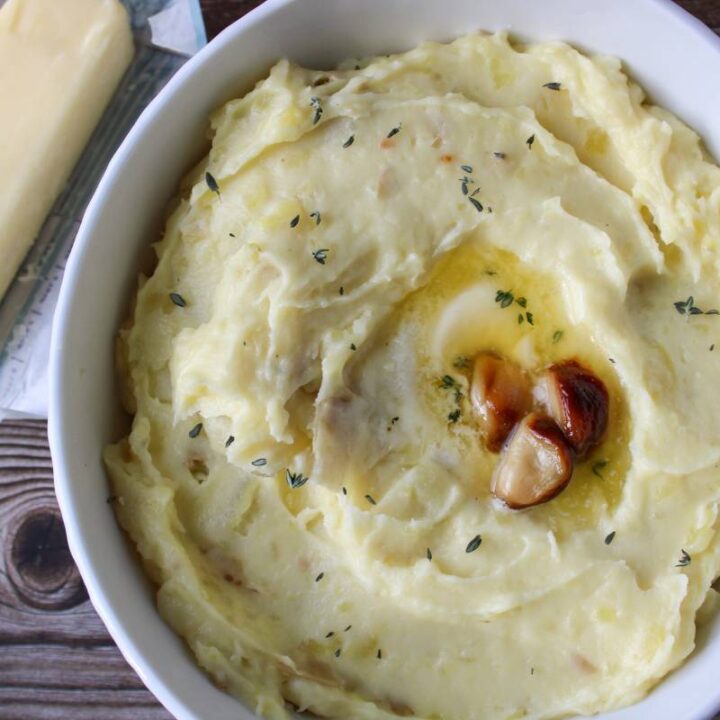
[491, 412, 573, 508]
[538, 360, 609, 458]
[470, 352, 532, 452]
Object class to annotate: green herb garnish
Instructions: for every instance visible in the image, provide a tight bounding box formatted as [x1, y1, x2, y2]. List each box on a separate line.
[339, 286, 344, 296]
[426, 548, 432, 560]
[453, 356, 470, 369]
[525, 311, 534, 325]
[310, 211, 322, 225]
[350, 343, 357, 351]
[343, 135, 355, 148]
[526, 134, 535, 149]
[468, 196, 484, 213]
[676, 549, 691, 567]
[188, 422, 202, 438]
[365, 494, 377, 505]
[312, 248, 329, 265]
[335, 648, 342, 658]
[494, 152, 506, 159]
[387, 125, 401, 138]
[225, 436, 235, 448]
[552, 330, 564, 343]
[591, 459, 608, 478]
[290, 214, 300, 228]
[286, 469, 309, 488]
[543, 82, 562, 91]
[326, 631, 334, 638]
[205, 171, 220, 196]
[448, 409, 461, 424]
[344, 625, 352, 632]
[169, 292, 186, 308]
[495, 289, 514, 308]
[377, 649, 382, 659]
[251, 458, 267, 467]
[460, 164, 473, 173]
[674, 296, 720, 316]
[310, 96, 323, 124]
[315, 572, 324, 582]
[466, 535, 482, 553]
[604, 531, 616, 545]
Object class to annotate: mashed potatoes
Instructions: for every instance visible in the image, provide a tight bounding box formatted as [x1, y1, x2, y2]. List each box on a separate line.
[105, 32, 720, 720]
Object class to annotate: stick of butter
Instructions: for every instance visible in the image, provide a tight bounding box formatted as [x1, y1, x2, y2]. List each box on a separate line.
[0, 0, 133, 300]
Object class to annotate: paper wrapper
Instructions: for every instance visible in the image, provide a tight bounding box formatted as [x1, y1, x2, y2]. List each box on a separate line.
[0, 0, 206, 419]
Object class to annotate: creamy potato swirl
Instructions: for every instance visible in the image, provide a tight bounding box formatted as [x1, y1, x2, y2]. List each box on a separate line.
[106, 32, 720, 720]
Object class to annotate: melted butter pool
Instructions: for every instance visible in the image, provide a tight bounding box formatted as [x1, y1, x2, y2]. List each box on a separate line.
[403, 238, 631, 536]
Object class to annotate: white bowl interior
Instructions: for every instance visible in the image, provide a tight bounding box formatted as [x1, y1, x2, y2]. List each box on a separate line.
[49, 1, 720, 718]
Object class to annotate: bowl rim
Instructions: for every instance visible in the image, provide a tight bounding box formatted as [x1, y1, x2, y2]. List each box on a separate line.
[49, 1, 720, 719]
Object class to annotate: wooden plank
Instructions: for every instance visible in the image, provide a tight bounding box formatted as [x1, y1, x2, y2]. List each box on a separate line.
[199, 0, 265, 40]
[0, 0, 718, 717]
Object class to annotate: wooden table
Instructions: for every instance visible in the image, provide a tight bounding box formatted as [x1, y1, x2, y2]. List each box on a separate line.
[1, 1, 718, 718]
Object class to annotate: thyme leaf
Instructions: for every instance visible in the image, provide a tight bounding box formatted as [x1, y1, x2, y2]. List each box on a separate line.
[676, 549, 691, 567]
[365, 493, 377, 505]
[310, 211, 322, 225]
[286, 469, 309, 489]
[426, 547, 432, 560]
[315, 572, 324, 582]
[495, 289, 514, 308]
[343, 134, 355, 148]
[290, 214, 300, 228]
[466, 535, 482, 553]
[543, 82, 562, 91]
[225, 436, 235, 448]
[468, 196, 484, 213]
[526, 134, 535, 149]
[674, 296, 719, 316]
[169, 292, 187, 308]
[312, 248, 329, 265]
[552, 330, 564, 344]
[387, 125, 401, 138]
[592, 459, 608, 478]
[310, 96, 323, 125]
[604, 531, 616, 545]
[205, 171, 220, 196]
[448, 409, 461, 424]
[188, 422, 202, 438]
[251, 458, 267, 467]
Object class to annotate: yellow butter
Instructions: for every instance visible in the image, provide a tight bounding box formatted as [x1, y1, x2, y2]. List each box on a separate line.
[0, 0, 133, 299]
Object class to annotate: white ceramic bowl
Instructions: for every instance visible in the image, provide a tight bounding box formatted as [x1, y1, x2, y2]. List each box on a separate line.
[49, 1, 720, 718]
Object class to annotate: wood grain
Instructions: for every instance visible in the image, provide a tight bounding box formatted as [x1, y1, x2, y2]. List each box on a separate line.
[0, 0, 718, 718]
